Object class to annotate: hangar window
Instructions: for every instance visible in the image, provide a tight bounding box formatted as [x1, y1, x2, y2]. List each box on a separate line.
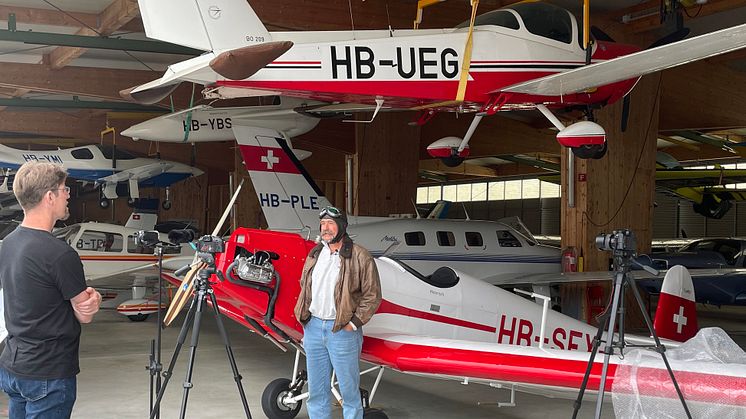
[71, 148, 94, 160]
[76, 230, 123, 252]
[405, 232, 426, 246]
[437, 231, 456, 246]
[497, 230, 522, 247]
[465, 232, 483, 247]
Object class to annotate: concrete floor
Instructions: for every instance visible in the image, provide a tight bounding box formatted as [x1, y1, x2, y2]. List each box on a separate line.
[2, 303, 740, 418]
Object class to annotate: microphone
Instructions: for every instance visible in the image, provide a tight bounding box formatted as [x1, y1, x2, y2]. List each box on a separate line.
[168, 229, 196, 244]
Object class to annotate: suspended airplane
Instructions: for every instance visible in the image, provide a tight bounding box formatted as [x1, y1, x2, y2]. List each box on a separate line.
[233, 125, 561, 283]
[125, 0, 746, 164]
[51, 212, 194, 321]
[0, 143, 204, 209]
[160, 229, 746, 419]
[120, 96, 323, 143]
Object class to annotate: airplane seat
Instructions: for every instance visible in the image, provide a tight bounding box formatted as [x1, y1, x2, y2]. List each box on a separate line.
[426, 267, 460, 288]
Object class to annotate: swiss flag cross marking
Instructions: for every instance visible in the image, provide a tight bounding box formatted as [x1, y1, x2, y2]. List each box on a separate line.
[261, 150, 279, 169]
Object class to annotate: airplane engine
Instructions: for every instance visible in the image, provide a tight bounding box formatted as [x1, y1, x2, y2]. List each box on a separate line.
[556, 121, 607, 160]
[426, 136, 470, 167]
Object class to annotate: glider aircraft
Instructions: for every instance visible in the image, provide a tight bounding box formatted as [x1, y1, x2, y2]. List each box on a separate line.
[161, 230, 746, 419]
[125, 0, 746, 164]
[0, 143, 203, 209]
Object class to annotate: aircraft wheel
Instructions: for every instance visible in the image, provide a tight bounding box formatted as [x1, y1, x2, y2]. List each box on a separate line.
[364, 408, 389, 419]
[571, 142, 607, 160]
[162, 200, 172, 210]
[127, 198, 137, 207]
[440, 156, 464, 167]
[261, 378, 301, 419]
[99, 199, 110, 209]
[127, 313, 148, 322]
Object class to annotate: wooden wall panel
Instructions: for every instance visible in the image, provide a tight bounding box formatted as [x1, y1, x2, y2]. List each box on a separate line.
[354, 113, 421, 217]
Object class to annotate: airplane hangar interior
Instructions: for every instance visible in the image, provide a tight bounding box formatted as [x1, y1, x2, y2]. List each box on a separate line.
[0, 0, 746, 418]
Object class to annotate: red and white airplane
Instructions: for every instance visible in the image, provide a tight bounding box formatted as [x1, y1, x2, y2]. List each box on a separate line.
[126, 0, 746, 163]
[162, 230, 746, 419]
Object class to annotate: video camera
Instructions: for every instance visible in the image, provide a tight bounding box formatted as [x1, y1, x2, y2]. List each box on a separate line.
[595, 229, 636, 255]
[195, 235, 225, 267]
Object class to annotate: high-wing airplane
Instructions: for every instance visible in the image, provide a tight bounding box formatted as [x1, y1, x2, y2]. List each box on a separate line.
[234, 125, 561, 283]
[126, 0, 746, 164]
[120, 96, 323, 143]
[51, 212, 194, 321]
[160, 229, 746, 419]
[0, 143, 204, 209]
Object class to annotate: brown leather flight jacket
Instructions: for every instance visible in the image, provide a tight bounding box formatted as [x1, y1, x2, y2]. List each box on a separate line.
[294, 236, 382, 333]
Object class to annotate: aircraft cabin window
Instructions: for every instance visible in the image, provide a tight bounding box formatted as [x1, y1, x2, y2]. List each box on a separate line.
[496, 230, 522, 247]
[54, 225, 80, 246]
[71, 148, 94, 160]
[97, 145, 136, 160]
[508, 2, 572, 44]
[456, 10, 519, 30]
[404, 232, 426, 246]
[437, 231, 456, 247]
[465, 232, 483, 247]
[76, 230, 123, 252]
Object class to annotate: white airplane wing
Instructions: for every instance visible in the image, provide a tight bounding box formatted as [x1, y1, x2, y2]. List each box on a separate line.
[500, 23, 746, 96]
[97, 162, 175, 184]
[483, 267, 746, 286]
[162, 105, 212, 119]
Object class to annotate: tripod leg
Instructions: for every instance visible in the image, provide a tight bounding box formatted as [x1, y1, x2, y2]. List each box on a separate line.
[178, 287, 208, 419]
[208, 290, 252, 419]
[149, 293, 199, 419]
[593, 274, 625, 419]
[626, 277, 693, 419]
[571, 306, 611, 419]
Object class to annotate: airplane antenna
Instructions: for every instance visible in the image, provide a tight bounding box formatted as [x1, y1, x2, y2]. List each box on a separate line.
[462, 203, 471, 220]
[348, 0, 356, 39]
[386, 3, 393, 37]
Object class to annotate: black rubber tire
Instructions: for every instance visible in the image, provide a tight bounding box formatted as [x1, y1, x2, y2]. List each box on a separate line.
[162, 200, 172, 210]
[261, 378, 302, 419]
[572, 142, 607, 160]
[127, 313, 148, 322]
[99, 199, 110, 209]
[441, 156, 464, 167]
[364, 408, 389, 419]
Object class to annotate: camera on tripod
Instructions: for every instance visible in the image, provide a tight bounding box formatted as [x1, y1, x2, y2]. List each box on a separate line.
[595, 229, 636, 254]
[196, 235, 224, 266]
[134, 230, 160, 247]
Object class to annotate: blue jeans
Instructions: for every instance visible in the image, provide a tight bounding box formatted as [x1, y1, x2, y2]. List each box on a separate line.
[303, 317, 363, 419]
[0, 368, 76, 419]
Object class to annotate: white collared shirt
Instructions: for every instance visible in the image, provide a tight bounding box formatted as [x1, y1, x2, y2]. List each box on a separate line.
[309, 242, 341, 320]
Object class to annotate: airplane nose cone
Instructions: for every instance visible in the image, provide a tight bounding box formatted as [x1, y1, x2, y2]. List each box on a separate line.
[120, 125, 142, 140]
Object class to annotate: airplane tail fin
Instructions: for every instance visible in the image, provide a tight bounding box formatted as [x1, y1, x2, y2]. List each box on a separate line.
[233, 125, 331, 235]
[138, 0, 271, 52]
[653, 265, 699, 342]
[124, 212, 158, 231]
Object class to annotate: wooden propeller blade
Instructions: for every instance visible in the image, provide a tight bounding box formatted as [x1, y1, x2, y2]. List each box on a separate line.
[163, 263, 204, 326]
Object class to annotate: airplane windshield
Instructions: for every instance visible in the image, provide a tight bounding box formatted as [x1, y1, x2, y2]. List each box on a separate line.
[455, 10, 519, 30]
[506, 2, 573, 44]
[96, 145, 136, 160]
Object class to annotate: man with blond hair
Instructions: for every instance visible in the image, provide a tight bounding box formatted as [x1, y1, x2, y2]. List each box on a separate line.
[0, 162, 101, 418]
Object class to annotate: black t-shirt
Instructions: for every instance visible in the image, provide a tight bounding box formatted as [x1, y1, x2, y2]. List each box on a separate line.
[0, 226, 87, 379]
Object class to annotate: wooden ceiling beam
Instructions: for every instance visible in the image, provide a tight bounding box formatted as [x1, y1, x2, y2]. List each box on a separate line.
[47, 0, 140, 69]
[0, 5, 98, 28]
[419, 159, 497, 178]
[606, 0, 746, 34]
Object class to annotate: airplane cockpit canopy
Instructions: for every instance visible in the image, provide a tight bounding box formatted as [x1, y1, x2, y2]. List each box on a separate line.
[458, 2, 574, 45]
[96, 145, 136, 160]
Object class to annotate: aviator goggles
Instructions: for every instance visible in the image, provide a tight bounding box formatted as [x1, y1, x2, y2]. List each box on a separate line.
[319, 206, 342, 219]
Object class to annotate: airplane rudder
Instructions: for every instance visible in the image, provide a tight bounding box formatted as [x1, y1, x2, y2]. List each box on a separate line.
[653, 265, 699, 342]
[195, 0, 271, 51]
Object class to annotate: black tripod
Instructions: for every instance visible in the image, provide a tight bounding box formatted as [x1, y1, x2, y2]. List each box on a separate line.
[147, 242, 166, 419]
[571, 230, 691, 419]
[149, 263, 252, 419]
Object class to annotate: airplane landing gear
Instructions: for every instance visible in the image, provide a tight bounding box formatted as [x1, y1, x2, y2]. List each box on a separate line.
[161, 200, 172, 210]
[261, 375, 305, 419]
[572, 142, 607, 160]
[99, 198, 110, 209]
